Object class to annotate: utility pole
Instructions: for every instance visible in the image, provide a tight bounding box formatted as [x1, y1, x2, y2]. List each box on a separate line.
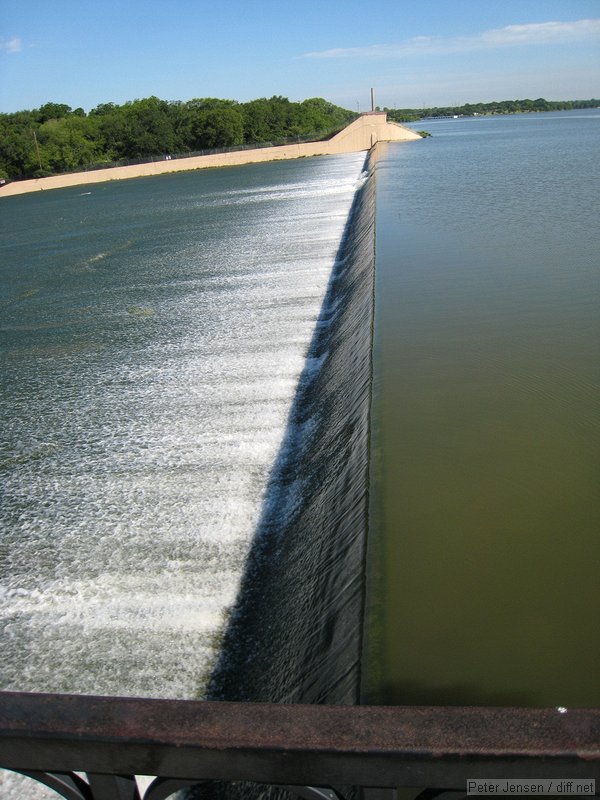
[32, 130, 43, 171]
[371, 88, 375, 112]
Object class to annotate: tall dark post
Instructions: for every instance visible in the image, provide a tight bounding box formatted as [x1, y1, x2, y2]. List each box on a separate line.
[371, 88, 375, 112]
[32, 129, 43, 171]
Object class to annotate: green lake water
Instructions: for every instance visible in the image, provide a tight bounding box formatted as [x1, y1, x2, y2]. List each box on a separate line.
[364, 111, 600, 707]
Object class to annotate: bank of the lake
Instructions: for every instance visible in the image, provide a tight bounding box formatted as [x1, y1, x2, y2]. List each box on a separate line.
[0, 114, 419, 198]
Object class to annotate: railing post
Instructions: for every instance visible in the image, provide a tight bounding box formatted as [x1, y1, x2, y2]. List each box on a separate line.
[87, 774, 140, 800]
[15, 771, 92, 800]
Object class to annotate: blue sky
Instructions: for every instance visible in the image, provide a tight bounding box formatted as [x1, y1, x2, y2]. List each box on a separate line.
[1, 0, 599, 112]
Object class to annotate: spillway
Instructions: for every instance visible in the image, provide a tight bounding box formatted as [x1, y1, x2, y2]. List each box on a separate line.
[0, 152, 368, 704]
[0, 150, 376, 800]
[208, 153, 376, 705]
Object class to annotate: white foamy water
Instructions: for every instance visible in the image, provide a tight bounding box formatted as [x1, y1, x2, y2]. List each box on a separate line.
[0, 153, 366, 719]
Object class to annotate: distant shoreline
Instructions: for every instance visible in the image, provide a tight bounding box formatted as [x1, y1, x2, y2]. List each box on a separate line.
[0, 115, 420, 198]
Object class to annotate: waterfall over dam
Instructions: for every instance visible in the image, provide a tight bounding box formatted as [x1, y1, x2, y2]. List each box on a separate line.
[208, 153, 376, 705]
[0, 145, 381, 799]
[1, 148, 380, 796]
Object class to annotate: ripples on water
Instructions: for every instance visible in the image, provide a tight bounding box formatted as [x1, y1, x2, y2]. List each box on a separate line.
[0, 153, 366, 706]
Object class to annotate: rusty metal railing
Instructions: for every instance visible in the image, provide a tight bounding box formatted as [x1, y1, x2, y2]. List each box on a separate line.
[1, 691, 599, 799]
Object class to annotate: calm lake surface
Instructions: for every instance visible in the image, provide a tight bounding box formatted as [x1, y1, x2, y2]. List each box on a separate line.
[364, 110, 600, 707]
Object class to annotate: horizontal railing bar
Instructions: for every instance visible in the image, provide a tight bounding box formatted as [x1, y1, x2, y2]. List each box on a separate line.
[1, 692, 599, 789]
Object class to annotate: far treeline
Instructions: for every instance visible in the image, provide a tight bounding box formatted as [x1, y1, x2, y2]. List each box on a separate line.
[387, 96, 599, 122]
[2, 95, 597, 181]
[0, 96, 356, 181]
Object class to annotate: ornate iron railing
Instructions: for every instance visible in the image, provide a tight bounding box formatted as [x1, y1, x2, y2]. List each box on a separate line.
[1, 692, 599, 800]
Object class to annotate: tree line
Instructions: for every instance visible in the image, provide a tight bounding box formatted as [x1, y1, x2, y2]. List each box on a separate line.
[0, 96, 356, 181]
[386, 97, 599, 122]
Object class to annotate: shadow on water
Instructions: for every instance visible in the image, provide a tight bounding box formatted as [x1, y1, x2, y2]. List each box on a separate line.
[373, 680, 537, 708]
[203, 150, 377, 709]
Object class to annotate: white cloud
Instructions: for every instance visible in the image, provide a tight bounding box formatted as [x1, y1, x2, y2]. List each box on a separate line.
[302, 18, 600, 59]
[0, 37, 23, 53]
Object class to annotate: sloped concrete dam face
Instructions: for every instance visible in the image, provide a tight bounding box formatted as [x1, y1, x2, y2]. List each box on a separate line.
[208, 157, 376, 706]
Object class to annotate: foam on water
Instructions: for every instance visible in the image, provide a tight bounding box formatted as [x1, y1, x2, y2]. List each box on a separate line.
[207, 151, 377, 710]
[0, 153, 367, 708]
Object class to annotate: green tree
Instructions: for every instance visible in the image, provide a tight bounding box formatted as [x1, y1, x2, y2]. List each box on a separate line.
[300, 97, 355, 131]
[37, 116, 102, 172]
[117, 97, 178, 158]
[89, 102, 119, 116]
[189, 107, 244, 149]
[0, 112, 39, 178]
[241, 99, 273, 142]
[38, 102, 72, 122]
